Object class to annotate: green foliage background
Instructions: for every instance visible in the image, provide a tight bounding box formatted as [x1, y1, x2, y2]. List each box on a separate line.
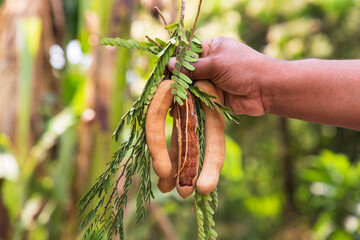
[0, 0, 359, 239]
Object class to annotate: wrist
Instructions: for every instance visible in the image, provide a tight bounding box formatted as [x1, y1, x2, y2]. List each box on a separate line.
[258, 57, 287, 114]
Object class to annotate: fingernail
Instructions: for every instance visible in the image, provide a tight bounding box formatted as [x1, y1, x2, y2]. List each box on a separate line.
[168, 57, 176, 71]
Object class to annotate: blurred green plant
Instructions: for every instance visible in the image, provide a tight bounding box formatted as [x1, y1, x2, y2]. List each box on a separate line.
[296, 151, 360, 239]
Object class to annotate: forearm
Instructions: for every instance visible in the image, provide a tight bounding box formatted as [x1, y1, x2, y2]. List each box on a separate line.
[262, 58, 360, 130]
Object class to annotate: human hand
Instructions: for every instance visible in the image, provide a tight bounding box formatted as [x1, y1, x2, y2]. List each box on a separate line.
[168, 37, 278, 116]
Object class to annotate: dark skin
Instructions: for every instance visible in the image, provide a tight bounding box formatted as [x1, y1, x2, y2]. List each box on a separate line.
[168, 37, 360, 131]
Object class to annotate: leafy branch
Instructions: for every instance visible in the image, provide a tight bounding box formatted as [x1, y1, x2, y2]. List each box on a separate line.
[170, 38, 202, 105]
[190, 85, 241, 124]
[78, 32, 176, 240]
[170, 0, 203, 106]
[100, 38, 149, 51]
[99, 134, 143, 222]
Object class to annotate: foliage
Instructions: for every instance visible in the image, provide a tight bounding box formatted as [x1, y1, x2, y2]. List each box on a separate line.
[296, 151, 360, 239]
[78, 34, 175, 239]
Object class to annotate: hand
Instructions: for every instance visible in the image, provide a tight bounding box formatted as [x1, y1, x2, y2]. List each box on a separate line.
[168, 37, 278, 116]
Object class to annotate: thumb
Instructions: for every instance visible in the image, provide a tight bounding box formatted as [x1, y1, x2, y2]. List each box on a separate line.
[167, 57, 213, 80]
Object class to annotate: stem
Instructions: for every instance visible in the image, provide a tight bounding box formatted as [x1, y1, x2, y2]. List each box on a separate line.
[154, 6, 172, 36]
[180, 0, 185, 21]
[187, 0, 202, 50]
[145, 35, 163, 49]
[99, 135, 143, 221]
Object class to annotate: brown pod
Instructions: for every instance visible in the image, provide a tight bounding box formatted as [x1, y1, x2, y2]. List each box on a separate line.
[145, 80, 175, 178]
[175, 91, 200, 199]
[195, 80, 226, 195]
[157, 117, 178, 193]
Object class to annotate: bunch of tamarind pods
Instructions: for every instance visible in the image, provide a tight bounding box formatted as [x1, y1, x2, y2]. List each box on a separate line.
[145, 80, 226, 199]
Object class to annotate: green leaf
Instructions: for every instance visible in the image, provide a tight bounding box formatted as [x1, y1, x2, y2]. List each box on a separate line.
[179, 72, 192, 84]
[178, 47, 187, 58]
[140, 41, 154, 47]
[175, 62, 182, 70]
[179, 40, 188, 48]
[210, 229, 218, 238]
[172, 75, 189, 89]
[215, 103, 232, 112]
[204, 194, 212, 201]
[182, 61, 195, 71]
[120, 39, 131, 48]
[176, 84, 187, 95]
[193, 34, 202, 42]
[157, 42, 173, 58]
[206, 205, 215, 214]
[208, 217, 215, 227]
[185, 29, 192, 41]
[176, 55, 184, 64]
[186, 50, 199, 58]
[104, 177, 111, 194]
[177, 78, 189, 88]
[126, 114, 132, 125]
[171, 89, 177, 95]
[190, 44, 203, 53]
[185, 55, 198, 62]
[149, 46, 161, 54]
[113, 119, 125, 142]
[193, 35, 203, 45]
[155, 38, 166, 48]
[175, 96, 184, 105]
[165, 23, 179, 31]
[177, 90, 188, 100]
[173, 69, 180, 76]
[222, 111, 231, 121]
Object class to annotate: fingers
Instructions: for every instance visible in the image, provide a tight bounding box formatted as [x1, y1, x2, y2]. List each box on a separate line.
[168, 57, 213, 80]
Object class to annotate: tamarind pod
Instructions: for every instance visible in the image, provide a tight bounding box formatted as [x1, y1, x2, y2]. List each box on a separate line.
[175, 92, 200, 199]
[195, 80, 226, 195]
[145, 80, 175, 178]
[157, 118, 178, 193]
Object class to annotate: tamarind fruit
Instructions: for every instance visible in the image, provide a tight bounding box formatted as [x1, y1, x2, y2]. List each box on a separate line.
[147, 80, 224, 197]
[157, 118, 178, 193]
[194, 80, 226, 195]
[174, 91, 200, 199]
[145, 80, 175, 178]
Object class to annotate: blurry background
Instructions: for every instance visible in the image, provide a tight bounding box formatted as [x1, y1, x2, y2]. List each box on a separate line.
[0, 0, 359, 239]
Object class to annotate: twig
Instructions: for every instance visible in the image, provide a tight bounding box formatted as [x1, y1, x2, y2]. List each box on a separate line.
[99, 135, 143, 221]
[187, 0, 203, 50]
[154, 6, 172, 36]
[180, 0, 185, 21]
[145, 35, 163, 49]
